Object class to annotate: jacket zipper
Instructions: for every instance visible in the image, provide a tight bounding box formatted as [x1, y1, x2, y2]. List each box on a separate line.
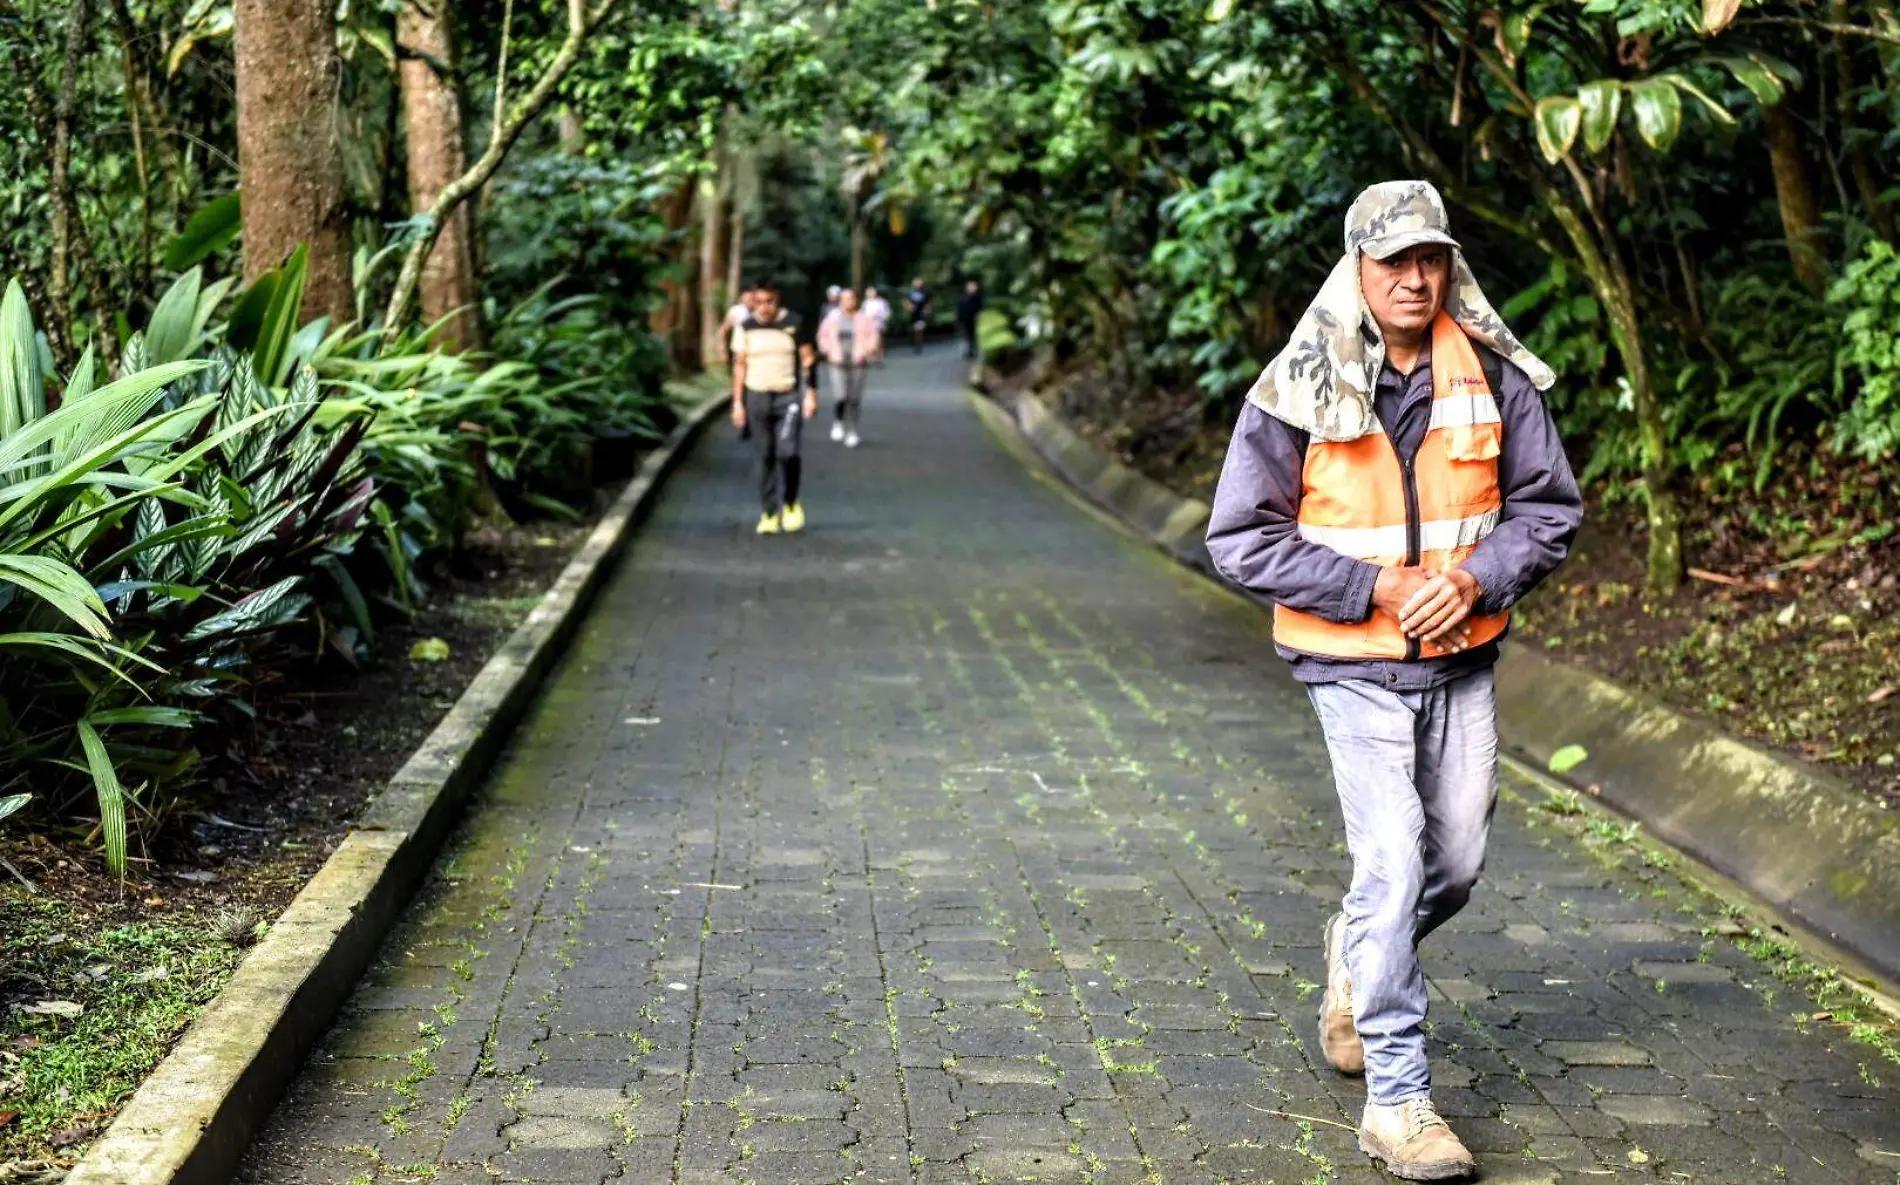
[1398, 452, 1422, 662]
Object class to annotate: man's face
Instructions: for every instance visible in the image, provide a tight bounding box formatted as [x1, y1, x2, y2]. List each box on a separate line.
[866, 287, 880, 300]
[841, 291, 860, 313]
[1360, 245, 1449, 340]
[754, 290, 782, 321]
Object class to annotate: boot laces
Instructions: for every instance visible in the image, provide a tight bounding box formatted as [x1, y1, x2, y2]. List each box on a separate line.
[1401, 1099, 1450, 1141]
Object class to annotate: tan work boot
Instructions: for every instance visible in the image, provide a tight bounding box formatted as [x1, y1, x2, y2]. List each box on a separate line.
[1319, 912, 1364, 1074]
[1358, 1098, 1477, 1181]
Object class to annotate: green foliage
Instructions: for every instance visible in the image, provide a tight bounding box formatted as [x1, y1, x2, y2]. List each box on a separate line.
[1831, 239, 1900, 462]
[0, 247, 663, 870]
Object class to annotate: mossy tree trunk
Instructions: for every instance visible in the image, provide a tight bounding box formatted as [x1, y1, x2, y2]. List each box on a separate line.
[398, 1, 484, 350]
[234, 0, 354, 325]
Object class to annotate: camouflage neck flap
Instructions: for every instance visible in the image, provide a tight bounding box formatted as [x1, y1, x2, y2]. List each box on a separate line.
[1244, 251, 1556, 443]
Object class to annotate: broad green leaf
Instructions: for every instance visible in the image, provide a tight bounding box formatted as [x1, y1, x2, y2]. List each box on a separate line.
[76, 719, 130, 877]
[226, 272, 279, 355]
[1668, 74, 1737, 124]
[145, 268, 204, 365]
[0, 793, 28, 823]
[1717, 55, 1785, 106]
[1548, 744, 1590, 774]
[0, 632, 162, 687]
[1534, 97, 1583, 164]
[0, 554, 111, 637]
[1627, 77, 1683, 151]
[0, 359, 207, 481]
[182, 575, 308, 642]
[164, 192, 243, 272]
[253, 244, 309, 386]
[86, 706, 198, 728]
[1578, 80, 1623, 155]
[0, 279, 44, 439]
[61, 344, 97, 412]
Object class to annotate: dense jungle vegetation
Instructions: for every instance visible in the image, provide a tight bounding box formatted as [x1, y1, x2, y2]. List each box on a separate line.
[3, 0, 1899, 885]
[1, 0, 1898, 1164]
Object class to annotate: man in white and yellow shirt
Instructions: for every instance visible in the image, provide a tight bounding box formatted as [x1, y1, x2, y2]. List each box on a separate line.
[731, 281, 819, 534]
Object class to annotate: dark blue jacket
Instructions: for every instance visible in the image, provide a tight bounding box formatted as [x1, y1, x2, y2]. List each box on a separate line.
[1205, 350, 1583, 689]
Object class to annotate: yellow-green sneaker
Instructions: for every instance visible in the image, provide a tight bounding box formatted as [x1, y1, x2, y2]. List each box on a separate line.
[781, 502, 806, 533]
[756, 511, 782, 535]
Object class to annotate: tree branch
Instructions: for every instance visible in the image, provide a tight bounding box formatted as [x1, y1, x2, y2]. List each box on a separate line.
[383, 0, 625, 335]
[1737, 15, 1900, 47]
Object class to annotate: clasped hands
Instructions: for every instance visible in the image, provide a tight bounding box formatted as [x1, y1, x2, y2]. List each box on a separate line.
[1372, 566, 1481, 650]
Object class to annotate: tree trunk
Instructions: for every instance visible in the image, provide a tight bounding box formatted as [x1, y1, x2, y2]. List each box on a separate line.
[234, 0, 354, 325]
[1542, 181, 1683, 595]
[725, 215, 745, 317]
[559, 106, 585, 154]
[697, 170, 726, 368]
[1833, 0, 1894, 241]
[852, 220, 867, 293]
[648, 178, 700, 373]
[398, 1, 483, 351]
[49, 0, 92, 352]
[1763, 102, 1829, 296]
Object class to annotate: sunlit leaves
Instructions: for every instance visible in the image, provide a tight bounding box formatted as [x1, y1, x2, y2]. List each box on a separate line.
[1626, 76, 1684, 151]
[1578, 80, 1623, 155]
[1535, 96, 1583, 163]
[1702, 0, 1744, 35]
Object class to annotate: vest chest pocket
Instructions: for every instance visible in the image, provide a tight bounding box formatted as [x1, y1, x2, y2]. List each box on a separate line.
[1433, 423, 1503, 513]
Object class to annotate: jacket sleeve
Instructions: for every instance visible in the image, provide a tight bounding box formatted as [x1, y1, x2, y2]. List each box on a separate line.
[1205, 402, 1380, 623]
[1459, 361, 1585, 614]
[815, 310, 839, 362]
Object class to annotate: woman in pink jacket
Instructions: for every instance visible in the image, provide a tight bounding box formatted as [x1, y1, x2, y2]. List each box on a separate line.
[816, 289, 883, 448]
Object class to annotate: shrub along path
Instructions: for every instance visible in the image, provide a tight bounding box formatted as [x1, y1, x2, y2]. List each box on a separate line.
[240, 351, 1900, 1184]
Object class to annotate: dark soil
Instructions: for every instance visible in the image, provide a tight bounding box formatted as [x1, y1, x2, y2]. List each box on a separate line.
[1020, 360, 1900, 807]
[0, 514, 592, 1166]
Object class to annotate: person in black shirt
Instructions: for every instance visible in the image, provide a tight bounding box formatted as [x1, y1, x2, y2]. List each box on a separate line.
[905, 278, 931, 354]
[956, 280, 984, 359]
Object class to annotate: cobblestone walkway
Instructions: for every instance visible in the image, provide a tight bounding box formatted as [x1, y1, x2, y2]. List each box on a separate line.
[241, 352, 1900, 1184]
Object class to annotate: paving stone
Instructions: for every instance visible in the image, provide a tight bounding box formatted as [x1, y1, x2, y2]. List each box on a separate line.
[1596, 1095, 1715, 1126]
[233, 355, 1900, 1184]
[1542, 1040, 1653, 1067]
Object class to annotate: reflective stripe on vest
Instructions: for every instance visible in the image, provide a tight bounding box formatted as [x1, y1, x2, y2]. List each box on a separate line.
[1273, 313, 1510, 662]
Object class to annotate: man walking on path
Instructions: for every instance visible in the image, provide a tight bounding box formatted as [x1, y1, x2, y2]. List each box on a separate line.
[905, 277, 931, 354]
[731, 281, 819, 535]
[818, 288, 882, 448]
[1206, 180, 1582, 1181]
[956, 279, 984, 359]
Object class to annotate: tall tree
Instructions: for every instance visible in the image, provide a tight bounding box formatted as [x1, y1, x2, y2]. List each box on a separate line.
[698, 160, 727, 366]
[234, 0, 354, 325]
[398, 0, 484, 350]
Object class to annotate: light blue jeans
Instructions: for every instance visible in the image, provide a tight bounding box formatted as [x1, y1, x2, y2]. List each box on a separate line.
[1306, 669, 1500, 1104]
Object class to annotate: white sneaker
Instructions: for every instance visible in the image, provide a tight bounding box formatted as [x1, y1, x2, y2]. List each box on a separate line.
[845, 431, 861, 448]
[830, 421, 846, 443]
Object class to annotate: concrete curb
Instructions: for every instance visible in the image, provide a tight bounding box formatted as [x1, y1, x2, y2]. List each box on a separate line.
[973, 382, 1900, 986]
[68, 393, 728, 1185]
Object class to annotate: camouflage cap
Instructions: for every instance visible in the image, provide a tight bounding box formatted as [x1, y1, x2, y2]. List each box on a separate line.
[1344, 180, 1460, 261]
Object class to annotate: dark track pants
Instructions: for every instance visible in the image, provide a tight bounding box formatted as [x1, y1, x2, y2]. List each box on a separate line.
[745, 389, 804, 514]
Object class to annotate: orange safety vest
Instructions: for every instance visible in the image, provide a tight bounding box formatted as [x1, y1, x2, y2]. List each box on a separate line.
[1273, 313, 1509, 662]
